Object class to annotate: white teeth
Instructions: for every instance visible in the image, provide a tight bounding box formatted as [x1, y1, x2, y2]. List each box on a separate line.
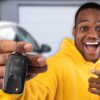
[85, 42, 99, 45]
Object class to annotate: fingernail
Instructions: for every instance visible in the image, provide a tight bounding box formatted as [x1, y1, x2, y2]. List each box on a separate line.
[91, 69, 96, 73]
[24, 43, 33, 51]
[37, 57, 46, 65]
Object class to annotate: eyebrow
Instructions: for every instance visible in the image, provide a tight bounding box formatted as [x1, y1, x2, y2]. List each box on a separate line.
[78, 20, 89, 24]
[78, 20, 100, 24]
[96, 21, 100, 23]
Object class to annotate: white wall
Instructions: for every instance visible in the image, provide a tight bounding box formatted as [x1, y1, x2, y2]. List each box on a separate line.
[19, 6, 79, 57]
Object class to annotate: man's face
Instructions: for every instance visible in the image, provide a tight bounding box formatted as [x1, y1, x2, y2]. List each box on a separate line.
[73, 9, 100, 62]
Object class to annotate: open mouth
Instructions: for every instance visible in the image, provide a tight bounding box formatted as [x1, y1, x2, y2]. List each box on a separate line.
[83, 41, 100, 54]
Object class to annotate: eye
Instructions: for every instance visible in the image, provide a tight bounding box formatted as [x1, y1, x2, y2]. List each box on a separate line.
[95, 26, 100, 32]
[79, 26, 89, 32]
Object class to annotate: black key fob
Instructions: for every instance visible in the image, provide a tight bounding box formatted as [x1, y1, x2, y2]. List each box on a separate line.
[3, 52, 28, 94]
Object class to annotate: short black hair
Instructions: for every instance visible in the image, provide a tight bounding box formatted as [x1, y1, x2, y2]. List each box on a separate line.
[75, 2, 100, 26]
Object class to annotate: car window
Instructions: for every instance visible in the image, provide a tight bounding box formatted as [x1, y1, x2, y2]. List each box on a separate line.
[14, 26, 40, 52]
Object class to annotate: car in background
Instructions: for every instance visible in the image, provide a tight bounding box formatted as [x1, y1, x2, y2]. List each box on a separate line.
[0, 21, 51, 55]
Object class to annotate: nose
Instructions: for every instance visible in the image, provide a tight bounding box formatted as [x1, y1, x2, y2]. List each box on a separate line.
[87, 33, 98, 38]
[87, 28, 98, 39]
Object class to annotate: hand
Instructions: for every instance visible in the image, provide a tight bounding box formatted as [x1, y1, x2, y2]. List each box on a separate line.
[88, 70, 100, 95]
[26, 54, 47, 79]
[0, 40, 47, 89]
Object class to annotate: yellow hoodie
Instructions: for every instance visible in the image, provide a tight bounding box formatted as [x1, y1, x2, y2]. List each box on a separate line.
[0, 38, 100, 100]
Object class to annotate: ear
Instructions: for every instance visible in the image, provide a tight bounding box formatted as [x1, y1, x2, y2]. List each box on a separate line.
[72, 26, 76, 37]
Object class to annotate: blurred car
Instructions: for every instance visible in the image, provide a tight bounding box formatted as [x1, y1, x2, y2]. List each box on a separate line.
[0, 21, 51, 54]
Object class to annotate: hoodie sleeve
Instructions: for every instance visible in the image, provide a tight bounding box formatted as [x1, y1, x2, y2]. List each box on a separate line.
[0, 58, 58, 100]
[0, 90, 20, 100]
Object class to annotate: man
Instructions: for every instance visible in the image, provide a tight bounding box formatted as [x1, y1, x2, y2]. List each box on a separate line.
[0, 2, 100, 100]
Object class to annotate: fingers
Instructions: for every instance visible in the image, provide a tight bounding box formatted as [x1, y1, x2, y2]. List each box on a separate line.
[16, 42, 33, 53]
[0, 40, 35, 89]
[0, 52, 9, 89]
[0, 40, 33, 53]
[37, 56, 47, 66]
[26, 55, 47, 80]
[0, 40, 16, 53]
[28, 65, 47, 74]
[0, 66, 5, 78]
[0, 78, 3, 89]
[0, 66, 5, 89]
[27, 55, 47, 74]
[89, 82, 100, 89]
[89, 77, 100, 84]
[26, 65, 47, 80]
[27, 55, 47, 66]
[88, 77, 100, 95]
[91, 69, 100, 77]
[0, 53, 9, 65]
[88, 88, 100, 95]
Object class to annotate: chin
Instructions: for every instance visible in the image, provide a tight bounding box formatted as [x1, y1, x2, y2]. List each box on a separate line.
[84, 55, 99, 63]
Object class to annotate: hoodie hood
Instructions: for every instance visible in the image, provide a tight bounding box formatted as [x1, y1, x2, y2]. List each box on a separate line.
[57, 37, 100, 64]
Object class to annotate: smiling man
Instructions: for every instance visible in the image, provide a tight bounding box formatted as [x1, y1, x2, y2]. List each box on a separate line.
[0, 2, 100, 100]
[73, 6, 100, 62]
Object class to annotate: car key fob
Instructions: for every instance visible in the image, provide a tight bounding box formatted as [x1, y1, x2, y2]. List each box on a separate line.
[3, 52, 28, 94]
